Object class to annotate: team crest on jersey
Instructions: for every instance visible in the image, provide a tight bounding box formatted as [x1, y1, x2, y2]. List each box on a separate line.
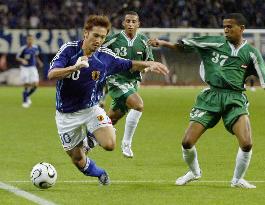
[92, 71, 100, 81]
[97, 115, 104, 121]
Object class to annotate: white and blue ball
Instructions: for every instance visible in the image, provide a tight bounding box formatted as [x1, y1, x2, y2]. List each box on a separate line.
[30, 162, 57, 189]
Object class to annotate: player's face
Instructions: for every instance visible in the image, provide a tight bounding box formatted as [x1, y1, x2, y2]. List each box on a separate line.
[123, 14, 140, 35]
[83, 26, 108, 52]
[27, 36, 34, 46]
[223, 19, 244, 44]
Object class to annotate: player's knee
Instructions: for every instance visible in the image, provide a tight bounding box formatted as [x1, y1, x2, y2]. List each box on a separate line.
[102, 140, 116, 151]
[241, 144, 252, 152]
[133, 103, 144, 112]
[101, 136, 116, 151]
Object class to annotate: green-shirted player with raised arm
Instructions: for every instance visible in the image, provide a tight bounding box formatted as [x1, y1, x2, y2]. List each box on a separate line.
[103, 11, 154, 158]
[149, 13, 265, 188]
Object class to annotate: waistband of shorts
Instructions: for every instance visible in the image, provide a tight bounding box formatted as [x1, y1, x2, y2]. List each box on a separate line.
[209, 86, 243, 94]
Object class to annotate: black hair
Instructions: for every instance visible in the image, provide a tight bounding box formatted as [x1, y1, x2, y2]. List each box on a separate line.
[124, 11, 139, 18]
[224, 13, 247, 26]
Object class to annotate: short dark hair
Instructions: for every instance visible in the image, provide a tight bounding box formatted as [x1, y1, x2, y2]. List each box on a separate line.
[84, 15, 111, 34]
[124, 11, 139, 18]
[224, 13, 247, 26]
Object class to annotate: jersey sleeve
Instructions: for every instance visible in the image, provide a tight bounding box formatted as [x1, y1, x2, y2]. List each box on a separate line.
[99, 48, 132, 76]
[102, 33, 118, 48]
[181, 36, 224, 50]
[249, 48, 265, 88]
[141, 35, 154, 61]
[49, 43, 71, 70]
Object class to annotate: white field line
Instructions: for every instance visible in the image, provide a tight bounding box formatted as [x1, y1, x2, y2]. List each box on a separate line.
[6, 180, 265, 184]
[0, 181, 57, 205]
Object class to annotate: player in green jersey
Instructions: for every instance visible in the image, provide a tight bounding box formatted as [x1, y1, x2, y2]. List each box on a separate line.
[149, 13, 265, 188]
[103, 11, 154, 158]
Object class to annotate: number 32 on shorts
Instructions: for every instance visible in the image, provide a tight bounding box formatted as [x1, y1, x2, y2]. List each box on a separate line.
[190, 108, 206, 118]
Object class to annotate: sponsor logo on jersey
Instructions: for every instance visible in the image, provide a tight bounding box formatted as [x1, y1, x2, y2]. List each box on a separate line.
[241, 64, 248, 69]
[97, 115, 104, 121]
[92, 71, 100, 81]
[137, 51, 143, 55]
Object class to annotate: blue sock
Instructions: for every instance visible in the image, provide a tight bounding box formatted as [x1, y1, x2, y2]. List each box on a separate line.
[81, 158, 105, 177]
[28, 86, 37, 96]
[23, 89, 28, 103]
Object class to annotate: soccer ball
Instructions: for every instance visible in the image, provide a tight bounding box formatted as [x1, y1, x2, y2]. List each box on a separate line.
[30, 162, 57, 189]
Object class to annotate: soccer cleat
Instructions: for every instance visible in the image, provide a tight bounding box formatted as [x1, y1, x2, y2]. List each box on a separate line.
[98, 171, 110, 185]
[121, 143, 133, 158]
[231, 179, 256, 189]
[175, 170, 202, 185]
[22, 102, 30, 108]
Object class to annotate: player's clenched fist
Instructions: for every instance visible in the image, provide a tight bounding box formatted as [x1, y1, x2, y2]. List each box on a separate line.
[74, 56, 89, 70]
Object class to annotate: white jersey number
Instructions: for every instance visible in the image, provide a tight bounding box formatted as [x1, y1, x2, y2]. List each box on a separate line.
[66, 70, 80, 80]
[211, 52, 228, 66]
[114, 47, 127, 57]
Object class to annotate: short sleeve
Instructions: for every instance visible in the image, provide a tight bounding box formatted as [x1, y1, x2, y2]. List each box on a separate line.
[49, 43, 71, 70]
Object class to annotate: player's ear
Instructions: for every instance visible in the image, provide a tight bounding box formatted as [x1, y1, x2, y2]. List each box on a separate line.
[122, 20, 125, 28]
[83, 30, 89, 39]
[240, 25, 245, 32]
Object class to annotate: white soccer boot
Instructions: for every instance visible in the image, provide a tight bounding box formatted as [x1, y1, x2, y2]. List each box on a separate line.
[121, 143, 134, 158]
[22, 102, 30, 108]
[175, 170, 202, 185]
[231, 179, 256, 189]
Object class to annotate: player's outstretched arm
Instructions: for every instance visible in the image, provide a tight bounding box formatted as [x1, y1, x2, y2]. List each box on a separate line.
[48, 56, 89, 80]
[131, 60, 169, 76]
[148, 38, 184, 50]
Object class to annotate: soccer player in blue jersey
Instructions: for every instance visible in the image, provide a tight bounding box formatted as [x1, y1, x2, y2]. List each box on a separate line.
[48, 15, 168, 185]
[16, 34, 43, 108]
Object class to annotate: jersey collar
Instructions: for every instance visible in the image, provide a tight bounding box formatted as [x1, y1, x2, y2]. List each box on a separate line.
[227, 40, 247, 56]
[121, 30, 138, 47]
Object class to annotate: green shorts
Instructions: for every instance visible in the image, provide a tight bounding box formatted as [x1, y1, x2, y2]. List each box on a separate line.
[190, 87, 249, 134]
[107, 77, 138, 113]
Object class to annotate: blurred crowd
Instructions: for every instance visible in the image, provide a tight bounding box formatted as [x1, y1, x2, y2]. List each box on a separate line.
[0, 0, 265, 29]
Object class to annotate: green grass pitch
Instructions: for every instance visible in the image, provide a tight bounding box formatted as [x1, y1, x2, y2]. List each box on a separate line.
[0, 86, 264, 205]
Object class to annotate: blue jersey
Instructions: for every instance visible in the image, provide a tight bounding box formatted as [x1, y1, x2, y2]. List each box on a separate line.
[49, 40, 132, 113]
[16, 45, 39, 67]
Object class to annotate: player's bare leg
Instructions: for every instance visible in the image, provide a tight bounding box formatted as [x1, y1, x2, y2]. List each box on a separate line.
[176, 121, 205, 185]
[231, 115, 256, 188]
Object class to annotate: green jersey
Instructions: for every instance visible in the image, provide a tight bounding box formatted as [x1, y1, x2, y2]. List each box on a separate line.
[182, 36, 265, 91]
[103, 31, 154, 81]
